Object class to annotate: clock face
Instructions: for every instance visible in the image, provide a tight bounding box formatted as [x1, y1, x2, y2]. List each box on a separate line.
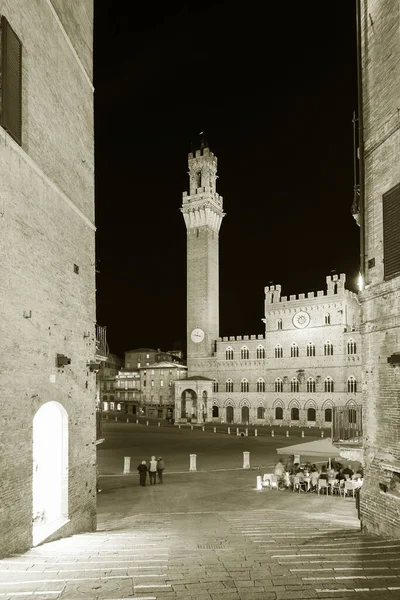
[292, 311, 310, 329]
[190, 328, 205, 343]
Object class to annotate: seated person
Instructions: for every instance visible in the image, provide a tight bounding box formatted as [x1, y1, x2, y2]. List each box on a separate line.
[342, 464, 354, 478]
[319, 466, 328, 481]
[310, 469, 320, 490]
[336, 469, 346, 482]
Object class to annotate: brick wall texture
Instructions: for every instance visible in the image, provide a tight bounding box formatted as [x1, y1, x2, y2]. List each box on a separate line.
[0, 0, 96, 557]
[359, 0, 400, 537]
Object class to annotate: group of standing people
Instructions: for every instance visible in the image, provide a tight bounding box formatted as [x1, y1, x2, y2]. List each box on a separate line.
[137, 456, 165, 486]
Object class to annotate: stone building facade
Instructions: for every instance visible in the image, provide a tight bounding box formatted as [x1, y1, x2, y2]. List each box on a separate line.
[177, 141, 362, 426]
[125, 347, 183, 370]
[357, 0, 400, 538]
[0, 1, 97, 557]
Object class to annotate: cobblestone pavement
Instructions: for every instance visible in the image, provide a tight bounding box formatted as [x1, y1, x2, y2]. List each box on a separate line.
[1, 473, 400, 600]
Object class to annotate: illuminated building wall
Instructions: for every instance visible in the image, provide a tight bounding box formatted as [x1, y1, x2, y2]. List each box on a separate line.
[0, 1, 96, 556]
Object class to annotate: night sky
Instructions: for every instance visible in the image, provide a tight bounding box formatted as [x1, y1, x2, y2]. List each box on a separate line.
[94, 2, 360, 359]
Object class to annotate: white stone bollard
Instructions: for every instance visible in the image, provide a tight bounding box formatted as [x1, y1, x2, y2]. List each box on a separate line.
[136, 419, 138, 424]
[189, 454, 197, 471]
[245, 428, 248, 436]
[123, 456, 131, 475]
[236, 427, 239, 436]
[302, 430, 305, 437]
[115, 416, 118, 422]
[106, 414, 108, 420]
[126, 418, 129, 423]
[158, 422, 161, 427]
[271, 430, 274, 437]
[213, 426, 216, 433]
[178, 424, 181, 429]
[243, 451, 250, 469]
[228, 427, 231, 435]
[321, 430, 324, 438]
[286, 430, 289, 437]
[146, 421, 149, 426]
[255, 429, 257, 437]
[191, 425, 194, 430]
[256, 475, 262, 490]
[202, 425, 205, 431]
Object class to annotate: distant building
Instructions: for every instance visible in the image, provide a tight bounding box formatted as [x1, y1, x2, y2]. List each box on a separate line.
[176, 141, 362, 426]
[99, 352, 124, 378]
[125, 347, 184, 369]
[140, 362, 188, 420]
[0, 2, 98, 557]
[357, 0, 400, 538]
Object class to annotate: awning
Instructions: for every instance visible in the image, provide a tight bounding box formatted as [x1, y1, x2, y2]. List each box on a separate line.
[276, 437, 340, 459]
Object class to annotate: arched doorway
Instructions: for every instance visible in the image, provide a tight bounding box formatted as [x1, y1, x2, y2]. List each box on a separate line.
[32, 402, 68, 546]
[226, 405, 234, 423]
[241, 406, 249, 423]
[180, 389, 197, 422]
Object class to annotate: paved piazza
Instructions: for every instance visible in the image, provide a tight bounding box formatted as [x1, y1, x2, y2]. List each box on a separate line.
[1, 424, 400, 599]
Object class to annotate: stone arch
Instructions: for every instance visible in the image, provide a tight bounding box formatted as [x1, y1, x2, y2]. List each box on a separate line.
[304, 398, 318, 409]
[288, 398, 300, 409]
[212, 398, 220, 407]
[239, 398, 250, 408]
[256, 399, 266, 407]
[322, 398, 334, 409]
[273, 398, 285, 408]
[224, 398, 235, 407]
[346, 398, 357, 406]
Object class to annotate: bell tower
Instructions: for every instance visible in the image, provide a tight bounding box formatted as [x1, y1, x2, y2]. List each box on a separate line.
[181, 135, 225, 364]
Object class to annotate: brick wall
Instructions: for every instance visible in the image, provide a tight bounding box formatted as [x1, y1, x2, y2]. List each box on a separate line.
[0, 0, 96, 557]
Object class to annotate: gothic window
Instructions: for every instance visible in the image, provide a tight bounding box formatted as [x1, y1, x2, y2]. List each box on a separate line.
[325, 313, 331, 325]
[277, 319, 283, 330]
[256, 345, 265, 359]
[257, 406, 265, 419]
[226, 379, 233, 393]
[275, 344, 283, 358]
[241, 346, 249, 360]
[196, 171, 202, 188]
[291, 407, 299, 421]
[348, 376, 357, 393]
[324, 377, 334, 393]
[290, 378, 299, 393]
[241, 378, 249, 393]
[325, 408, 332, 422]
[291, 343, 299, 358]
[349, 408, 357, 424]
[307, 342, 315, 357]
[212, 405, 219, 418]
[226, 347, 233, 360]
[347, 339, 357, 354]
[256, 378, 265, 393]
[275, 406, 283, 420]
[307, 408, 316, 421]
[324, 341, 333, 356]
[213, 381, 219, 393]
[307, 377, 316, 393]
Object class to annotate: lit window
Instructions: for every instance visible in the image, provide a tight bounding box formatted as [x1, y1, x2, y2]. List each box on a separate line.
[307, 342, 315, 357]
[291, 343, 299, 358]
[275, 378, 283, 393]
[241, 346, 249, 360]
[291, 378, 299, 393]
[226, 379, 233, 393]
[257, 345, 265, 359]
[151, 370, 154, 375]
[241, 379, 249, 393]
[307, 377, 316, 393]
[348, 376, 357, 393]
[257, 378, 265, 392]
[146, 354, 150, 359]
[137, 362, 140, 368]
[226, 347, 234, 360]
[160, 380, 164, 387]
[324, 377, 334, 393]
[110, 402, 115, 411]
[151, 380, 154, 387]
[275, 344, 283, 358]
[324, 341, 333, 356]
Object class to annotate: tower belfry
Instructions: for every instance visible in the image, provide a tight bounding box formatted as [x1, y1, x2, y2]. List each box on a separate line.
[181, 139, 225, 364]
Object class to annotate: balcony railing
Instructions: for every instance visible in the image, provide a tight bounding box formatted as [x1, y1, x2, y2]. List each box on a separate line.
[332, 405, 363, 444]
[95, 324, 109, 361]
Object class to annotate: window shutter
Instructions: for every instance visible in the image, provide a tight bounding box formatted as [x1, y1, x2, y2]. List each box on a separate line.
[1, 16, 22, 145]
[383, 183, 400, 281]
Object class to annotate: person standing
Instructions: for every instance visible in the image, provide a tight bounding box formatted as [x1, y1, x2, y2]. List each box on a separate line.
[149, 456, 157, 485]
[157, 457, 165, 484]
[137, 461, 148, 486]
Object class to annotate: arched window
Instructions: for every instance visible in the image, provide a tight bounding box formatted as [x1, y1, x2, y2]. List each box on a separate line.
[256, 378, 265, 392]
[196, 171, 202, 188]
[275, 344, 283, 358]
[348, 377, 357, 393]
[275, 406, 283, 420]
[324, 377, 334, 393]
[257, 345, 265, 359]
[241, 346, 249, 360]
[324, 341, 333, 356]
[307, 407, 316, 421]
[325, 313, 331, 325]
[307, 377, 316, 393]
[257, 406, 265, 419]
[213, 381, 219, 393]
[291, 343, 299, 358]
[325, 408, 332, 422]
[275, 378, 283, 393]
[290, 378, 299, 393]
[212, 405, 219, 418]
[277, 319, 282, 330]
[241, 378, 249, 393]
[347, 339, 357, 354]
[226, 347, 233, 360]
[349, 408, 357, 424]
[291, 407, 299, 420]
[307, 342, 315, 357]
[226, 379, 233, 393]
